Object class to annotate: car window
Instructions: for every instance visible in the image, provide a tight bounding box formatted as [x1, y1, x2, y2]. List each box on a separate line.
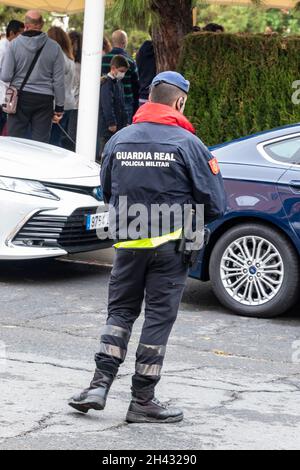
[264, 137, 300, 165]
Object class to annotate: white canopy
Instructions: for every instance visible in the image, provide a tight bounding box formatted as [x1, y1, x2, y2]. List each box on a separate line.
[0, 1, 85, 14]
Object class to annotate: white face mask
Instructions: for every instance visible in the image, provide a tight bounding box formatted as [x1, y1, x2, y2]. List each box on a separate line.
[116, 71, 126, 81]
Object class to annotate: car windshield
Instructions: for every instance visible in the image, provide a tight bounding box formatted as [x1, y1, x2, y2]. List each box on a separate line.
[265, 137, 300, 165]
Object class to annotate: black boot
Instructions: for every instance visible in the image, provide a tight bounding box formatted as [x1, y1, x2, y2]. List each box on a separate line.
[126, 397, 184, 424]
[68, 369, 113, 414]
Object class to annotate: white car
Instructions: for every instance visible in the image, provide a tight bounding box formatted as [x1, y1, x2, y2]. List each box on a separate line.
[0, 137, 111, 260]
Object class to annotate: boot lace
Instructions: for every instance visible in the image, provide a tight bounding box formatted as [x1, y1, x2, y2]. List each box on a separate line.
[152, 398, 168, 409]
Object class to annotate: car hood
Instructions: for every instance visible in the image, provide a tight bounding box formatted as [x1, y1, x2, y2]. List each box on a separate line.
[0, 137, 100, 185]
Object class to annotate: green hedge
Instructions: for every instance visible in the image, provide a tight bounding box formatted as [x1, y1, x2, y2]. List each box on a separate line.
[178, 33, 300, 146]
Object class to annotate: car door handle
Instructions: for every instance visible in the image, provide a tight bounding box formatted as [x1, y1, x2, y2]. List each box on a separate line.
[289, 180, 300, 191]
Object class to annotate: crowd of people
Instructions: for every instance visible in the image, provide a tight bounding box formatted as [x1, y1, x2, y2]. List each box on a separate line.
[0, 10, 155, 160]
[0, 11, 76, 148]
[0, 9, 224, 161]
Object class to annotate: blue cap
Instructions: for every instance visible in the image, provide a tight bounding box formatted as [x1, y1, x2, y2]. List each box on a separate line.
[151, 71, 190, 94]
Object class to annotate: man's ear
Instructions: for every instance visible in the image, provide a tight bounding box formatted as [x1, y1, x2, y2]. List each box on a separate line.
[176, 97, 184, 112]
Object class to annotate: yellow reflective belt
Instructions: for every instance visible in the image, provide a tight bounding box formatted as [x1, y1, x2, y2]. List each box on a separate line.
[114, 228, 182, 249]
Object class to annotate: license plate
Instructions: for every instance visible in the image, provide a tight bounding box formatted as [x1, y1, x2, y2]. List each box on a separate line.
[86, 212, 109, 231]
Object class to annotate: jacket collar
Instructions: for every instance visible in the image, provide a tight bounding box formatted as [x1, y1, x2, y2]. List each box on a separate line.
[133, 102, 195, 134]
[111, 47, 126, 54]
[107, 72, 117, 82]
[22, 30, 43, 37]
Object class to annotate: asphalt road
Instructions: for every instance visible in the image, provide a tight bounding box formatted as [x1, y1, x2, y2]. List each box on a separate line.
[0, 250, 300, 450]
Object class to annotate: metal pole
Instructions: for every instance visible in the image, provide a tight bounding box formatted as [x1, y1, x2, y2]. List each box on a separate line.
[76, 0, 105, 160]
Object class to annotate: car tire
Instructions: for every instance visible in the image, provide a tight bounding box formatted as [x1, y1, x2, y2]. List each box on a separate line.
[209, 223, 300, 318]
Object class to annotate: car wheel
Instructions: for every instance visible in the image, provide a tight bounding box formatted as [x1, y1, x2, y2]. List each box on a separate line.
[209, 223, 300, 318]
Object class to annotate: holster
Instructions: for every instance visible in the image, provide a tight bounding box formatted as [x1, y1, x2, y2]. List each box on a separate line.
[176, 228, 211, 267]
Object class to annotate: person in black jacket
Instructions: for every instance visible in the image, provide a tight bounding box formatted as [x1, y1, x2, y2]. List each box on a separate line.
[101, 31, 140, 122]
[136, 40, 156, 105]
[96, 55, 129, 161]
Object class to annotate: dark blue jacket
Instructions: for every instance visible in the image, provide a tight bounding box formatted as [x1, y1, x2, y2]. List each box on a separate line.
[102, 47, 140, 113]
[136, 41, 156, 100]
[101, 107, 226, 241]
[98, 75, 128, 139]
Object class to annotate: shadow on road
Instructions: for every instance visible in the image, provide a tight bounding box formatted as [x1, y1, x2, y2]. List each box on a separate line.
[0, 258, 111, 284]
[183, 276, 300, 322]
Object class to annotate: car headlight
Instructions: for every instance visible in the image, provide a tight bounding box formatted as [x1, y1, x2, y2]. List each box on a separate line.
[0, 177, 60, 201]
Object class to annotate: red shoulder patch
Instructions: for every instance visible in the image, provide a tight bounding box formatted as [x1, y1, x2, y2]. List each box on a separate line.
[208, 157, 220, 175]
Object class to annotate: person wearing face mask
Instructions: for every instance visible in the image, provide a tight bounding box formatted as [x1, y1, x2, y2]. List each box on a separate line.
[69, 71, 226, 424]
[102, 30, 139, 123]
[96, 55, 129, 161]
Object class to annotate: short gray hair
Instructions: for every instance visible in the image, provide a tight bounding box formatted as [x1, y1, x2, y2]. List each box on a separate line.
[150, 83, 187, 106]
[25, 14, 44, 27]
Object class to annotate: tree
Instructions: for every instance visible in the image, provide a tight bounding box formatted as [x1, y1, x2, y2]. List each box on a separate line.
[111, 0, 196, 71]
[0, 5, 24, 28]
[197, 5, 300, 34]
[151, 0, 194, 71]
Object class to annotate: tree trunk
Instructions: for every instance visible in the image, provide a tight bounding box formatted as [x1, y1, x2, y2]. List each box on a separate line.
[150, 0, 193, 72]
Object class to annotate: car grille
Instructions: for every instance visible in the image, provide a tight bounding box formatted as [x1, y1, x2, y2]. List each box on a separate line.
[13, 207, 112, 253]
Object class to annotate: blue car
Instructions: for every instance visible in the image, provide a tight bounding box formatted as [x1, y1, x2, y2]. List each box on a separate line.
[190, 124, 300, 319]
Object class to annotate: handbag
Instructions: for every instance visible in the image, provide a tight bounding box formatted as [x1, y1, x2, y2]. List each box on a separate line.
[2, 43, 46, 115]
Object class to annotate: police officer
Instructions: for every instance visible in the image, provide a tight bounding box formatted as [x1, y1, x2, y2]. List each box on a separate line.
[69, 72, 226, 423]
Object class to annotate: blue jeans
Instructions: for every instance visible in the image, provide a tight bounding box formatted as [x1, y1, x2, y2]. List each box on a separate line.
[0, 109, 7, 134]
